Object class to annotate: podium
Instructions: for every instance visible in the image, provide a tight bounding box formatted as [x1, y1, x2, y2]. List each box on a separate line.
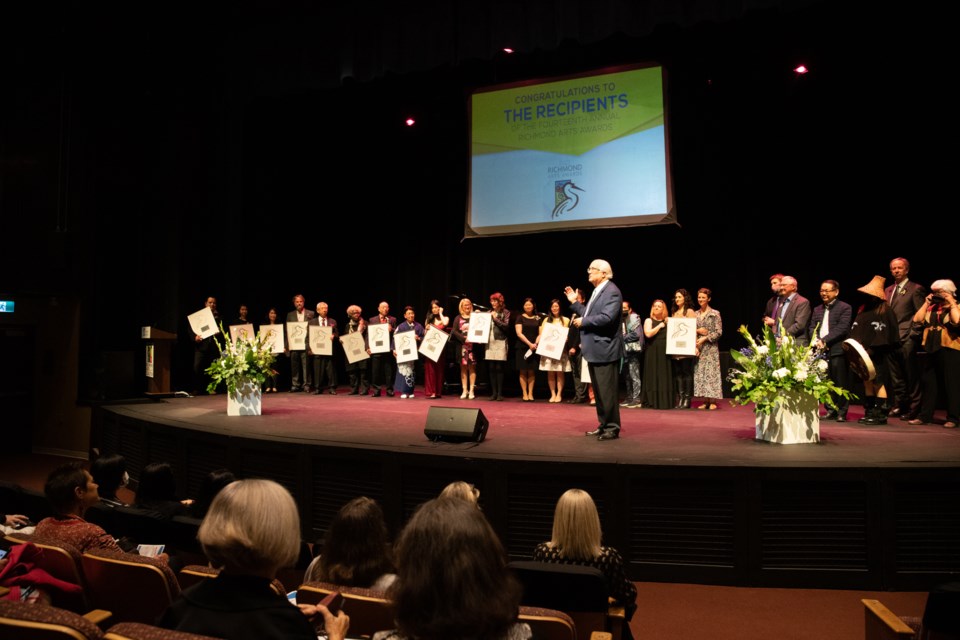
[141, 326, 177, 396]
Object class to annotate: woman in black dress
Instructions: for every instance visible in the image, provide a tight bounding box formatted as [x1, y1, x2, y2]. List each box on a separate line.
[514, 298, 540, 402]
[639, 299, 673, 409]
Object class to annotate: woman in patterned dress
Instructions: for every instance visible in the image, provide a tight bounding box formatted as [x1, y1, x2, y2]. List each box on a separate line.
[532, 488, 637, 631]
[694, 288, 724, 410]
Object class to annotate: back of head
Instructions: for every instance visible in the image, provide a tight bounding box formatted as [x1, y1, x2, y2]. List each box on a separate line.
[193, 468, 236, 518]
[550, 488, 602, 561]
[136, 462, 178, 504]
[44, 462, 89, 515]
[390, 497, 521, 640]
[90, 454, 127, 499]
[198, 478, 301, 576]
[313, 496, 393, 587]
[439, 481, 480, 506]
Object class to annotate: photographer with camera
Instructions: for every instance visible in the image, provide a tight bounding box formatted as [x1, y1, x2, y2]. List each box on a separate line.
[909, 280, 960, 428]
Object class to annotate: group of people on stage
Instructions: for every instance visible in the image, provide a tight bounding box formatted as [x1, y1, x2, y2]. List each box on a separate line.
[192, 255, 959, 432]
[762, 258, 958, 428]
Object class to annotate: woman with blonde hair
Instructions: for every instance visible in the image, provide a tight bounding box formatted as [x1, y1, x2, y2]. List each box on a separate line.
[538, 299, 573, 403]
[452, 298, 478, 399]
[532, 489, 637, 623]
[638, 299, 673, 409]
[159, 479, 349, 640]
[439, 481, 480, 507]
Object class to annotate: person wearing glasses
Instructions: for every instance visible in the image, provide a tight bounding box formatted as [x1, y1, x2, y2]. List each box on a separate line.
[809, 280, 853, 421]
[564, 259, 623, 441]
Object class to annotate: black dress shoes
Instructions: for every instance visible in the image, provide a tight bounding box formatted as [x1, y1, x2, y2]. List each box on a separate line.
[821, 411, 838, 421]
[584, 427, 603, 436]
[567, 398, 587, 404]
[888, 407, 904, 417]
[327, 389, 337, 395]
[597, 429, 620, 441]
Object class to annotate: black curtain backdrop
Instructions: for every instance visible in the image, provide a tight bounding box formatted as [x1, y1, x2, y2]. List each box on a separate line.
[1, 0, 951, 397]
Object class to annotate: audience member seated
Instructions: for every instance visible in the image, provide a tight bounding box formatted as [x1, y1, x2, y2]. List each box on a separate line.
[373, 497, 532, 640]
[1, 512, 34, 536]
[134, 463, 191, 519]
[90, 453, 129, 507]
[533, 489, 637, 624]
[188, 469, 236, 519]
[304, 496, 396, 591]
[34, 462, 126, 554]
[439, 480, 481, 507]
[158, 478, 349, 640]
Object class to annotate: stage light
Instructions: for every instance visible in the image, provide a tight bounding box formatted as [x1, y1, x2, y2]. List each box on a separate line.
[794, 65, 808, 75]
[502, 47, 514, 54]
[405, 117, 416, 126]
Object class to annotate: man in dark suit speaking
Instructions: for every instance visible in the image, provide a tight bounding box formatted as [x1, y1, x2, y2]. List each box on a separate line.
[565, 259, 623, 441]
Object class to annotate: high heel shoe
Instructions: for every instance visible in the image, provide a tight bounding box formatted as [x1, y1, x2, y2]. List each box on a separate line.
[468, 390, 475, 399]
[460, 390, 468, 399]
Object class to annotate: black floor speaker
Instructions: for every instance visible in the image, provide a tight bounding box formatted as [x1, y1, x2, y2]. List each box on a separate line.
[424, 406, 489, 443]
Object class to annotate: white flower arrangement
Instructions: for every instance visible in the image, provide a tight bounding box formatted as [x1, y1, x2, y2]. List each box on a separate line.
[205, 322, 277, 396]
[728, 322, 854, 415]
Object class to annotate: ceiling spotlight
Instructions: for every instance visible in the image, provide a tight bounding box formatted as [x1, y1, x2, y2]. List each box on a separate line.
[502, 47, 514, 54]
[793, 65, 808, 75]
[405, 118, 416, 126]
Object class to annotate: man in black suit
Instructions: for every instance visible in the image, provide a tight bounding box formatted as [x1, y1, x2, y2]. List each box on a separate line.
[762, 273, 785, 328]
[885, 257, 926, 420]
[286, 294, 315, 392]
[774, 276, 811, 346]
[810, 280, 853, 421]
[368, 301, 397, 397]
[308, 301, 339, 395]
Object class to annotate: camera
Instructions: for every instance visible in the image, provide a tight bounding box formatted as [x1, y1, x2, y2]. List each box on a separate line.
[930, 294, 946, 305]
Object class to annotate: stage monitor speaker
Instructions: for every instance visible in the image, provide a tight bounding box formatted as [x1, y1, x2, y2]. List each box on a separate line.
[424, 406, 488, 443]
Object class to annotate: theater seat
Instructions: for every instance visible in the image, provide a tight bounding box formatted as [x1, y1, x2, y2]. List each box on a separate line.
[103, 622, 221, 640]
[80, 550, 180, 624]
[507, 560, 625, 640]
[296, 581, 394, 638]
[0, 599, 111, 640]
[518, 605, 576, 640]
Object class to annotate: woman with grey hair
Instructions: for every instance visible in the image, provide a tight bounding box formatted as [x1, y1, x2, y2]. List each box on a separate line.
[159, 479, 349, 640]
[909, 279, 960, 428]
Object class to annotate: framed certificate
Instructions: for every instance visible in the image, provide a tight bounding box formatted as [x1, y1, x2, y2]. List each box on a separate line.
[309, 325, 334, 356]
[468, 312, 491, 344]
[536, 324, 569, 361]
[368, 323, 391, 354]
[340, 332, 371, 364]
[419, 325, 450, 363]
[666, 317, 697, 356]
[229, 323, 255, 343]
[258, 325, 285, 354]
[188, 307, 219, 340]
[286, 321, 308, 351]
[394, 331, 419, 363]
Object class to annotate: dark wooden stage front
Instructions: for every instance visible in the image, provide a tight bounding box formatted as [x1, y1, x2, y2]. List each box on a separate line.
[92, 393, 960, 591]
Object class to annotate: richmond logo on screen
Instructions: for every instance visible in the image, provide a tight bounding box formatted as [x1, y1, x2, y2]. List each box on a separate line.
[552, 180, 585, 218]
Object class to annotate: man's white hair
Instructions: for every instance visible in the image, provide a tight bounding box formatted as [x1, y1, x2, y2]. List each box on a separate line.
[590, 259, 613, 279]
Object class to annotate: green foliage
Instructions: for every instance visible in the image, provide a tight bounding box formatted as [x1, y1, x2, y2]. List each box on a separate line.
[205, 322, 277, 396]
[727, 322, 854, 415]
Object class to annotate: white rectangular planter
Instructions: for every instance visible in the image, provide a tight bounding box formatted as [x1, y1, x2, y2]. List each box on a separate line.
[755, 389, 820, 444]
[227, 380, 262, 416]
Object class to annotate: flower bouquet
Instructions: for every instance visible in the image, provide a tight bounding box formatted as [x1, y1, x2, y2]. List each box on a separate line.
[205, 322, 277, 414]
[728, 323, 853, 442]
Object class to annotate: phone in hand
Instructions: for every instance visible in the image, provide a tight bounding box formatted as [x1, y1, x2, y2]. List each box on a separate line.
[319, 591, 344, 615]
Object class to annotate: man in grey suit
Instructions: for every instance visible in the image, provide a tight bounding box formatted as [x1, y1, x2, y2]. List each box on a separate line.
[565, 259, 623, 441]
[885, 257, 926, 420]
[774, 276, 811, 346]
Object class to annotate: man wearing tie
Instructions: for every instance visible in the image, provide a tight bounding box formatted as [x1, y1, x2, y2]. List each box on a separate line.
[762, 273, 785, 329]
[308, 302, 339, 395]
[773, 276, 811, 346]
[809, 280, 853, 421]
[885, 257, 926, 420]
[368, 301, 397, 397]
[565, 259, 623, 441]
